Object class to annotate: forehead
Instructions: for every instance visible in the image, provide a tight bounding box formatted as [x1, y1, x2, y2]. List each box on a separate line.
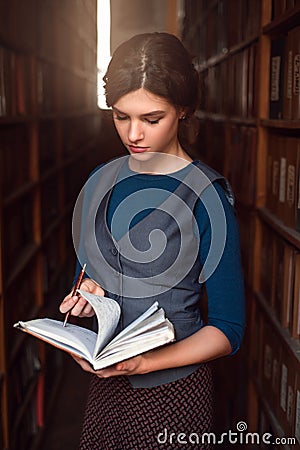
[112, 88, 174, 114]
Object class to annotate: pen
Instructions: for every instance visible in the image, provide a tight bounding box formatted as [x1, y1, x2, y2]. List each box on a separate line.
[63, 263, 86, 327]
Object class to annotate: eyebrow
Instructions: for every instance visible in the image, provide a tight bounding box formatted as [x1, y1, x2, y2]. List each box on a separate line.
[112, 107, 165, 117]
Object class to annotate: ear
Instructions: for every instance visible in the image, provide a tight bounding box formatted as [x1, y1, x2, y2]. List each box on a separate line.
[178, 108, 188, 120]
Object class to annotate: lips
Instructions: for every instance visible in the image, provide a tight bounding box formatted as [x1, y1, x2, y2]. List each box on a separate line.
[128, 145, 149, 153]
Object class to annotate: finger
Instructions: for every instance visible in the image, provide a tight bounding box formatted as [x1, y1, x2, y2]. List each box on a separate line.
[70, 297, 89, 316]
[59, 295, 79, 313]
[79, 302, 95, 317]
[81, 279, 105, 297]
[72, 356, 95, 373]
[79, 280, 93, 292]
[96, 361, 135, 378]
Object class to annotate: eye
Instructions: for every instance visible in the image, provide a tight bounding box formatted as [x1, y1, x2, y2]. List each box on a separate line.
[146, 118, 161, 125]
[114, 114, 128, 121]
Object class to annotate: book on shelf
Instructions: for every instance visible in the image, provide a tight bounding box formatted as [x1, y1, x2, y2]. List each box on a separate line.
[295, 374, 300, 444]
[278, 141, 287, 220]
[260, 222, 275, 305]
[247, 43, 258, 118]
[266, 134, 300, 231]
[281, 243, 295, 329]
[292, 252, 300, 339]
[285, 137, 300, 229]
[250, 299, 263, 378]
[283, 29, 294, 120]
[233, 50, 249, 118]
[291, 26, 300, 120]
[272, 0, 287, 20]
[14, 290, 175, 370]
[229, 126, 257, 206]
[273, 234, 286, 320]
[261, 315, 282, 416]
[267, 133, 280, 215]
[282, 26, 300, 120]
[269, 37, 285, 119]
[262, 321, 274, 404]
[259, 225, 296, 330]
[278, 349, 297, 437]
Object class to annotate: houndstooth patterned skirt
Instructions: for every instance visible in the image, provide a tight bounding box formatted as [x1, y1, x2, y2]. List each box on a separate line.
[79, 364, 213, 450]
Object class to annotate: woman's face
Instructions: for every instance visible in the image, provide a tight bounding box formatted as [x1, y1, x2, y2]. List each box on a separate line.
[112, 88, 183, 158]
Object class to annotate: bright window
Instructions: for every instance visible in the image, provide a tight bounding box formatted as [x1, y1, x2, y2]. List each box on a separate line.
[97, 0, 111, 109]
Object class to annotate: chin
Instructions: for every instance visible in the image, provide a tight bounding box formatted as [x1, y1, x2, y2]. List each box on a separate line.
[129, 151, 155, 160]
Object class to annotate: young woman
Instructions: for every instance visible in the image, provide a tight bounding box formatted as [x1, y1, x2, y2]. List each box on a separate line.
[60, 32, 245, 449]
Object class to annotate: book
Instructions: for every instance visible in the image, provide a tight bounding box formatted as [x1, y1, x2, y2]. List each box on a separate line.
[284, 136, 300, 229]
[292, 252, 300, 339]
[291, 26, 300, 120]
[295, 373, 300, 444]
[269, 37, 285, 119]
[273, 234, 286, 319]
[278, 348, 297, 436]
[260, 222, 275, 305]
[283, 28, 295, 119]
[281, 243, 295, 329]
[14, 290, 175, 370]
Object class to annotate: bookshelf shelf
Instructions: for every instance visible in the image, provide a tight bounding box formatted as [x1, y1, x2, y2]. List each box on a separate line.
[258, 208, 300, 250]
[263, 5, 300, 35]
[251, 376, 292, 449]
[255, 292, 300, 364]
[39, 109, 98, 121]
[195, 111, 227, 122]
[0, 2, 102, 448]
[195, 111, 257, 127]
[260, 119, 300, 130]
[229, 116, 257, 126]
[182, 0, 300, 442]
[195, 34, 259, 72]
[3, 182, 37, 208]
[0, 116, 35, 125]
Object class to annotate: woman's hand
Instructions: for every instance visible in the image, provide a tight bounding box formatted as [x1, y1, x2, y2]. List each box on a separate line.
[71, 354, 149, 377]
[59, 278, 105, 318]
[70, 325, 232, 377]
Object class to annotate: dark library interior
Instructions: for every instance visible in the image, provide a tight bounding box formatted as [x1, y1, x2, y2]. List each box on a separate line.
[0, 0, 300, 449]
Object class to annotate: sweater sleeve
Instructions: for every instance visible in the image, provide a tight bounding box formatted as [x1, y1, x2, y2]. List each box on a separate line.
[195, 182, 246, 354]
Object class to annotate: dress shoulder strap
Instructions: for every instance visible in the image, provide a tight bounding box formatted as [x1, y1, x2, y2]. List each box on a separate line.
[194, 160, 235, 206]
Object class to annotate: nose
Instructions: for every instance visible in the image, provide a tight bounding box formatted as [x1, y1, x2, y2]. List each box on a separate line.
[128, 120, 144, 143]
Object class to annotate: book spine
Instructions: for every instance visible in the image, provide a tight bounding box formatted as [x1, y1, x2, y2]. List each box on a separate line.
[269, 37, 285, 119]
[269, 133, 280, 216]
[273, 235, 285, 318]
[281, 244, 295, 329]
[284, 137, 300, 229]
[272, 0, 287, 20]
[278, 138, 287, 221]
[291, 26, 300, 120]
[283, 30, 294, 120]
[296, 149, 300, 232]
[259, 223, 275, 305]
[292, 252, 300, 339]
[295, 379, 300, 443]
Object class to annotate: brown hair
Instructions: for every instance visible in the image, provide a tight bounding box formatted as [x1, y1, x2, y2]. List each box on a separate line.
[103, 32, 199, 117]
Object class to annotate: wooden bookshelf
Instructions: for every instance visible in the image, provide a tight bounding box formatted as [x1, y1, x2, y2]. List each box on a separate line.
[0, 1, 103, 449]
[182, 0, 300, 446]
